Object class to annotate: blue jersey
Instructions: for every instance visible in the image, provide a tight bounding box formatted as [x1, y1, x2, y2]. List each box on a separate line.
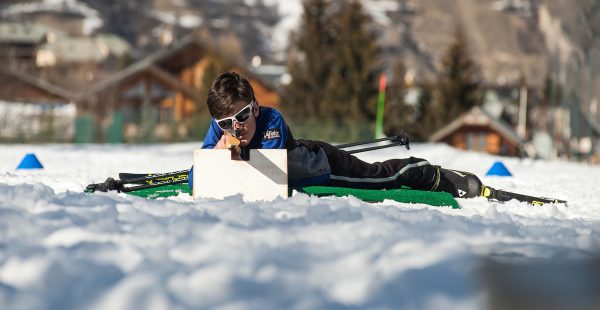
[189, 106, 331, 189]
[201, 106, 291, 150]
[189, 107, 293, 188]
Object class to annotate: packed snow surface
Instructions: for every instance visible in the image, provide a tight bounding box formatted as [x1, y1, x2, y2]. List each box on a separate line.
[0, 143, 599, 309]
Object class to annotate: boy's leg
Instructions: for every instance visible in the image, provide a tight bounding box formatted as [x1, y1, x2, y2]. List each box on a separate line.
[296, 140, 438, 190]
[296, 139, 484, 198]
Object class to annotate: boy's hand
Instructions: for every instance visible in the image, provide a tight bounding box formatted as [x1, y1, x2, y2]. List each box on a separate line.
[230, 145, 242, 160]
[215, 132, 243, 160]
[215, 132, 240, 149]
[215, 134, 228, 149]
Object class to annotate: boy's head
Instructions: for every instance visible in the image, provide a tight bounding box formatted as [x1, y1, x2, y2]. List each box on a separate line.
[207, 72, 259, 146]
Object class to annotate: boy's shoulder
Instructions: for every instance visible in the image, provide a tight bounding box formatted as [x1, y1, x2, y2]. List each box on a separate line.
[259, 106, 285, 123]
[256, 107, 288, 142]
[260, 106, 282, 116]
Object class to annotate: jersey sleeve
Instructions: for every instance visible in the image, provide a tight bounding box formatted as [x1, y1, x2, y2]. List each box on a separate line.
[260, 109, 289, 149]
[201, 119, 223, 149]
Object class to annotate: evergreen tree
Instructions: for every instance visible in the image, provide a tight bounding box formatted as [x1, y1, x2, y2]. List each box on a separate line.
[285, 0, 381, 124]
[383, 70, 438, 142]
[323, 0, 381, 121]
[431, 25, 482, 131]
[285, 0, 334, 118]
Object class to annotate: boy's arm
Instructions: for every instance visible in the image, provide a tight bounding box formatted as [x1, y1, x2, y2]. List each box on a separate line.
[201, 119, 223, 149]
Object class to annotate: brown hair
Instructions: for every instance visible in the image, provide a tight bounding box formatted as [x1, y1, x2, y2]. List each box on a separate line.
[206, 72, 255, 118]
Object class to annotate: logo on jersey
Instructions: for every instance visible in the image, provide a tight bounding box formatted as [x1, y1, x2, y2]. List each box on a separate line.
[263, 129, 281, 141]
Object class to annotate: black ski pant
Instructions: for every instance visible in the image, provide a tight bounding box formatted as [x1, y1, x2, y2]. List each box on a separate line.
[296, 139, 438, 191]
[295, 139, 484, 198]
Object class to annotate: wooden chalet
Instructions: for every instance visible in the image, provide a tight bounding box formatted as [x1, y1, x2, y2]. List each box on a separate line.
[0, 22, 50, 65]
[78, 33, 282, 142]
[0, 65, 75, 103]
[429, 106, 525, 156]
[0, 65, 76, 142]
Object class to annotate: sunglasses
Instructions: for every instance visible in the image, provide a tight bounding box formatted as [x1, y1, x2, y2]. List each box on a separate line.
[215, 101, 255, 131]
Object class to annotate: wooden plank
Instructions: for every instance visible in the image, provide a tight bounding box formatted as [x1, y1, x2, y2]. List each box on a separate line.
[193, 149, 288, 202]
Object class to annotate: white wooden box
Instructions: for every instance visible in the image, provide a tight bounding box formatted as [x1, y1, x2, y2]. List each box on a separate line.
[193, 149, 288, 202]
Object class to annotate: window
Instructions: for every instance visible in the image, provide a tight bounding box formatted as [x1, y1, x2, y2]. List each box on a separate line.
[467, 133, 474, 150]
[479, 132, 487, 151]
[467, 132, 487, 151]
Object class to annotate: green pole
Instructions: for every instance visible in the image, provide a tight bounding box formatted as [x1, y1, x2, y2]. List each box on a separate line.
[375, 74, 386, 139]
[587, 52, 594, 159]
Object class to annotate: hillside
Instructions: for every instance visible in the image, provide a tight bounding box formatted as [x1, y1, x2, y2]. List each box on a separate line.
[1, 0, 598, 104]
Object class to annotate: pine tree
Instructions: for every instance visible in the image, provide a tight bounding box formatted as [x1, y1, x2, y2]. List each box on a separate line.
[432, 25, 482, 130]
[285, 0, 335, 118]
[323, 0, 381, 121]
[285, 0, 381, 124]
[383, 71, 438, 141]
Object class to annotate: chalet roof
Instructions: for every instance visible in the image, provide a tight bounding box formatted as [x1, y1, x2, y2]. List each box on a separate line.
[39, 37, 105, 63]
[0, 22, 53, 44]
[2, 1, 94, 19]
[80, 32, 280, 100]
[95, 34, 130, 56]
[429, 106, 524, 146]
[0, 65, 76, 101]
[38, 34, 130, 63]
[2, 1, 102, 35]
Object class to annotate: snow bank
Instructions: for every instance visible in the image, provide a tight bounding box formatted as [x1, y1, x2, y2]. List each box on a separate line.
[0, 143, 599, 309]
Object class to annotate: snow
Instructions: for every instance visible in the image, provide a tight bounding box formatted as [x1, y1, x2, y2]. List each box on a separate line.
[1, 0, 103, 35]
[1, 142, 599, 309]
[148, 10, 202, 29]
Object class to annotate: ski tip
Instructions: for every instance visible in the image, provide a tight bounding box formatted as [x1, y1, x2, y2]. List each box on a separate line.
[550, 199, 568, 207]
[525, 195, 568, 207]
[481, 185, 567, 207]
[531, 199, 568, 207]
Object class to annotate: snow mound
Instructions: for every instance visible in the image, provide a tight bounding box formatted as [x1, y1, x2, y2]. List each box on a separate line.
[0, 143, 599, 309]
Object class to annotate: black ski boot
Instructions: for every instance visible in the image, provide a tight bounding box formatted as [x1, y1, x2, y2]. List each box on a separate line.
[428, 167, 567, 205]
[431, 167, 483, 198]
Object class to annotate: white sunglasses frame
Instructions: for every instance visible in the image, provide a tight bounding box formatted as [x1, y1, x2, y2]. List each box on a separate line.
[215, 100, 255, 131]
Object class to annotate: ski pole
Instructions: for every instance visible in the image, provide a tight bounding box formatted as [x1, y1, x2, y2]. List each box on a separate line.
[340, 132, 410, 154]
[346, 141, 409, 154]
[336, 132, 409, 149]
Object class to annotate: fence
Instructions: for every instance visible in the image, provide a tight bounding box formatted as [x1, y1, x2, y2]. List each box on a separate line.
[0, 100, 76, 143]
